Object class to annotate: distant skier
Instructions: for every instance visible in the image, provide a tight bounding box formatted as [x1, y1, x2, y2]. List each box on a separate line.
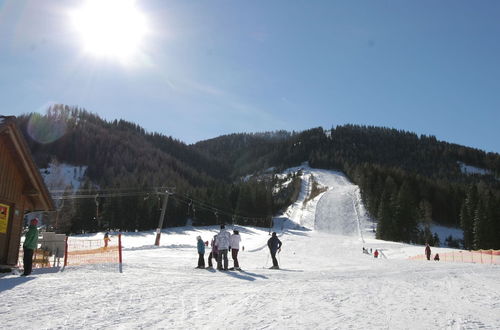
[208, 234, 218, 268]
[21, 218, 39, 276]
[196, 236, 205, 269]
[230, 229, 243, 270]
[216, 225, 231, 270]
[425, 243, 431, 261]
[374, 249, 379, 258]
[267, 232, 282, 269]
[434, 253, 440, 261]
[103, 232, 111, 248]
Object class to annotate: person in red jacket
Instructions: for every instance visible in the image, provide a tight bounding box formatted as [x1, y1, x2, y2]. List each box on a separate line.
[374, 249, 379, 258]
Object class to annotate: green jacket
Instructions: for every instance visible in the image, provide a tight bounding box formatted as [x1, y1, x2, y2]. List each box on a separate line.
[23, 225, 39, 250]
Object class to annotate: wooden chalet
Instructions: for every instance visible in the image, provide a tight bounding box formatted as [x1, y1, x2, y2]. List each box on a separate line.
[0, 116, 54, 267]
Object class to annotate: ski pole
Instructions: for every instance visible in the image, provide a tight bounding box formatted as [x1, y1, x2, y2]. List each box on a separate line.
[265, 253, 269, 267]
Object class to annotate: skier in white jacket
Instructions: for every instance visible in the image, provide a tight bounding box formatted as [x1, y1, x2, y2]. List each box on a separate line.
[216, 225, 231, 270]
[230, 229, 243, 270]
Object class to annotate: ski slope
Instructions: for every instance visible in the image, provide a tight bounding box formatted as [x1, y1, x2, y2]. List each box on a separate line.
[1, 166, 499, 329]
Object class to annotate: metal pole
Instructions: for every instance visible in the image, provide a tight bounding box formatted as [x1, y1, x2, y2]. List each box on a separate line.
[118, 234, 123, 273]
[155, 192, 170, 246]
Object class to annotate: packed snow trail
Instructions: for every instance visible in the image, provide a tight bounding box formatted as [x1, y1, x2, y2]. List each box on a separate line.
[282, 166, 370, 241]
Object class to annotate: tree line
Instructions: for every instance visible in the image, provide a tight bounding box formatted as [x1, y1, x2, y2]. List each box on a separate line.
[16, 106, 500, 249]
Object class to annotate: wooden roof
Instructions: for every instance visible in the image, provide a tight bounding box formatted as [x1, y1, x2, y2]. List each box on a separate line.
[0, 116, 54, 211]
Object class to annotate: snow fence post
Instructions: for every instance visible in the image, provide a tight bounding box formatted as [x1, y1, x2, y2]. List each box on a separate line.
[118, 233, 123, 273]
[63, 236, 68, 268]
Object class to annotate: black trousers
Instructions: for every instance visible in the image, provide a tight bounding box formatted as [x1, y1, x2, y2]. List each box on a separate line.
[208, 252, 218, 267]
[232, 249, 239, 268]
[198, 253, 205, 268]
[23, 247, 34, 275]
[270, 250, 279, 267]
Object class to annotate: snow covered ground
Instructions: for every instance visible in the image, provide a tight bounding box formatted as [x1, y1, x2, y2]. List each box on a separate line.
[2, 166, 499, 329]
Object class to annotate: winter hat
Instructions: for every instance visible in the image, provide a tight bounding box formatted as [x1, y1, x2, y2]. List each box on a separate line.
[272, 232, 277, 237]
[30, 218, 39, 225]
[196, 235, 201, 240]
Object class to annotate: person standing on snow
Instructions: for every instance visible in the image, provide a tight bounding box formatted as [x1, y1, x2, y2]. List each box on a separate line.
[230, 229, 243, 270]
[216, 225, 231, 270]
[196, 236, 205, 269]
[22, 218, 39, 276]
[103, 232, 111, 248]
[208, 234, 218, 268]
[267, 232, 282, 269]
[425, 243, 431, 261]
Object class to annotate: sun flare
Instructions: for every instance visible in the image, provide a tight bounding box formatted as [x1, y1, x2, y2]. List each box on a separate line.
[70, 0, 148, 62]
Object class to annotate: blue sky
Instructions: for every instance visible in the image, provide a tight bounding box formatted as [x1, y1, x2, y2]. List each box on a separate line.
[1, 0, 499, 152]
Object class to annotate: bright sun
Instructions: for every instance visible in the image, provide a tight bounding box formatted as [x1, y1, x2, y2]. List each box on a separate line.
[70, 0, 148, 62]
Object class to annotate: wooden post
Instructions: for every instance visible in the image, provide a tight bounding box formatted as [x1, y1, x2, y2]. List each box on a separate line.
[118, 233, 123, 273]
[155, 192, 170, 246]
[63, 236, 68, 267]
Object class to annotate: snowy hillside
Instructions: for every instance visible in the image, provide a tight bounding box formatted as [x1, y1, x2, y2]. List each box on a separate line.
[458, 161, 493, 176]
[1, 167, 499, 329]
[40, 162, 87, 191]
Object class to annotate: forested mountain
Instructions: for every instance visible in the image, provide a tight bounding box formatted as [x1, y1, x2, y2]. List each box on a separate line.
[16, 106, 298, 234]
[15, 105, 500, 249]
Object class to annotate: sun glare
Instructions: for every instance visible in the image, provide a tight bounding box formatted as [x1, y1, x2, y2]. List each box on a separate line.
[70, 0, 148, 63]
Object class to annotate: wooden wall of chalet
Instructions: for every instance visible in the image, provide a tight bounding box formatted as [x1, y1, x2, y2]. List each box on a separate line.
[0, 133, 32, 265]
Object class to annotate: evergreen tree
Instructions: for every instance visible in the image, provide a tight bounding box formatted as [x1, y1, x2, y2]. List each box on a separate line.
[460, 185, 478, 249]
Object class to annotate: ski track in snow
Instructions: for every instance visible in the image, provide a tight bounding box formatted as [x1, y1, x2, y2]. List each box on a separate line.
[1, 166, 499, 329]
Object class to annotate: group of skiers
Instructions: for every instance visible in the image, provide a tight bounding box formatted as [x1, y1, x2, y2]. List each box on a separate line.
[196, 224, 243, 270]
[362, 244, 440, 261]
[362, 246, 380, 258]
[195, 225, 283, 270]
[425, 243, 440, 261]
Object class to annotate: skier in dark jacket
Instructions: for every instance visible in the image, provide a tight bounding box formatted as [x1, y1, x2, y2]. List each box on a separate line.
[207, 234, 218, 268]
[425, 243, 431, 261]
[196, 236, 205, 269]
[267, 232, 282, 269]
[22, 218, 39, 276]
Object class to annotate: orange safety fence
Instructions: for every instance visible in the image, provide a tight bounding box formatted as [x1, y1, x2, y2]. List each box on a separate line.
[18, 247, 59, 269]
[409, 249, 500, 265]
[18, 233, 123, 272]
[64, 234, 122, 271]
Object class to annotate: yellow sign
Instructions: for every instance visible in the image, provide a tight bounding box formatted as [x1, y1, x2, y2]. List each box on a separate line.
[0, 203, 10, 234]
